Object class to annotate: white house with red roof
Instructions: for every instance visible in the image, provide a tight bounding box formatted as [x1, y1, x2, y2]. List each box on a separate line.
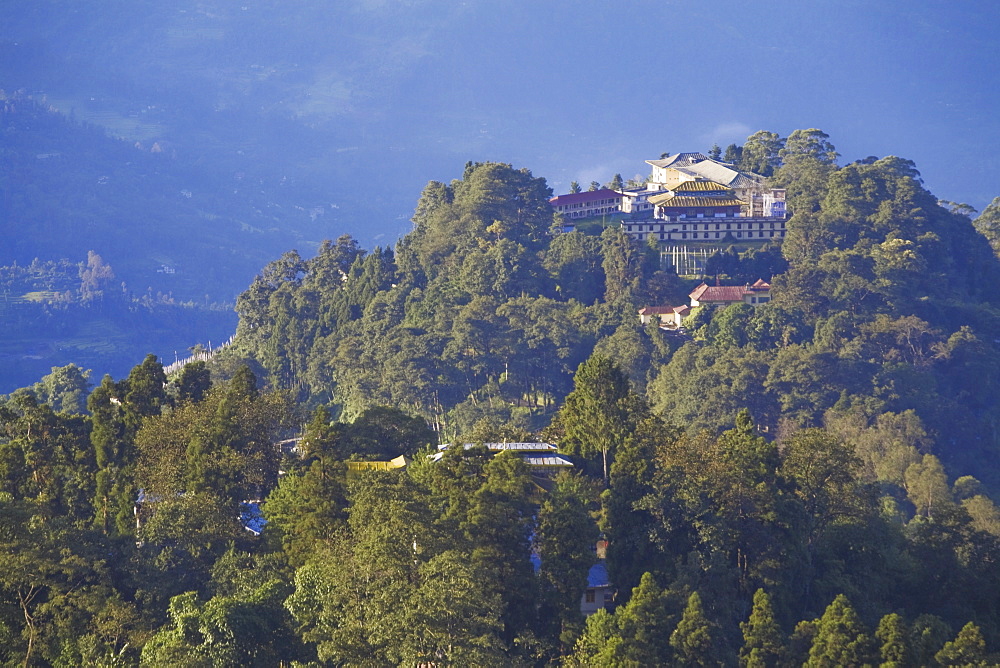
[549, 188, 624, 219]
[638, 304, 690, 327]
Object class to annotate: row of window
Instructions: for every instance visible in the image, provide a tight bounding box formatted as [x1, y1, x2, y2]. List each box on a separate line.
[556, 198, 620, 210]
[658, 207, 738, 217]
[632, 230, 787, 241]
[626, 221, 786, 232]
[565, 206, 620, 218]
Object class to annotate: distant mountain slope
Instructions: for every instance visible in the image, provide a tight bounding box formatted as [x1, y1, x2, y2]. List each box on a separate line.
[0, 94, 328, 302]
[0, 0, 476, 253]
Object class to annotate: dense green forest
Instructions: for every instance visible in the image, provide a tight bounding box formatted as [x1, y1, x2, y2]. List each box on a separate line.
[6, 130, 1000, 665]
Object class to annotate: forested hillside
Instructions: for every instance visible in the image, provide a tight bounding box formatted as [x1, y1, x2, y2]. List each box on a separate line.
[6, 131, 1000, 665]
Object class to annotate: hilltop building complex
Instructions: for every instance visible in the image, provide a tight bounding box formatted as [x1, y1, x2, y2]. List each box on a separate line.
[551, 153, 788, 243]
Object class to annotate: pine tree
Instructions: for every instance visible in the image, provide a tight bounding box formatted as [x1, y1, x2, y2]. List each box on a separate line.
[807, 594, 876, 667]
[935, 622, 987, 667]
[557, 354, 635, 480]
[724, 143, 743, 164]
[618, 572, 672, 665]
[875, 613, 913, 667]
[670, 591, 720, 667]
[740, 589, 784, 667]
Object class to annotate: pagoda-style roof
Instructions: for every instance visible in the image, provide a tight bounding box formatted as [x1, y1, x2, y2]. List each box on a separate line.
[648, 194, 746, 208]
[671, 180, 731, 192]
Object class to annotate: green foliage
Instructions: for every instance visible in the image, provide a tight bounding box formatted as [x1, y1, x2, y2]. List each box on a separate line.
[7, 146, 1000, 665]
[670, 591, 722, 667]
[31, 364, 92, 415]
[0, 498, 135, 667]
[140, 576, 300, 668]
[741, 589, 784, 667]
[875, 612, 913, 668]
[557, 354, 639, 480]
[176, 361, 212, 404]
[935, 621, 989, 667]
[973, 196, 1000, 254]
[0, 391, 95, 523]
[806, 594, 876, 667]
[740, 130, 784, 177]
[89, 355, 171, 537]
[536, 473, 600, 646]
[568, 572, 675, 667]
[284, 464, 522, 664]
[261, 459, 347, 567]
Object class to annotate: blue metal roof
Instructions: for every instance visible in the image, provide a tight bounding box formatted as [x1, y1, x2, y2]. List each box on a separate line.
[240, 502, 266, 535]
[587, 562, 610, 588]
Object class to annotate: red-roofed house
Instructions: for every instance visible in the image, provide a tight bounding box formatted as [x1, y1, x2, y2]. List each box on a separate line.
[689, 279, 771, 307]
[550, 189, 624, 219]
[638, 304, 690, 327]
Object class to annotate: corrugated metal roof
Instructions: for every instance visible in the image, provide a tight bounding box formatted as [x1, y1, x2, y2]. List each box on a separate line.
[522, 455, 574, 467]
[436, 442, 558, 452]
[241, 502, 266, 535]
[481, 442, 559, 452]
[649, 195, 746, 208]
[672, 180, 730, 192]
[587, 562, 611, 588]
[645, 152, 710, 169]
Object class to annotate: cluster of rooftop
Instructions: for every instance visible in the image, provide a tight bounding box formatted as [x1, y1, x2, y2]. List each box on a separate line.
[550, 153, 788, 243]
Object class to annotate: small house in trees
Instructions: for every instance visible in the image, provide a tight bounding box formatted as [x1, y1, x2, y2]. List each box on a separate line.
[688, 279, 771, 307]
[638, 304, 690, 328]
[549, 189, 624, 219]
[581, 562, 614, 616]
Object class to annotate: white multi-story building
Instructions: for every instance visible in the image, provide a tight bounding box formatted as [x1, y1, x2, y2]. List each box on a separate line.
[618, 184, 669, 215]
